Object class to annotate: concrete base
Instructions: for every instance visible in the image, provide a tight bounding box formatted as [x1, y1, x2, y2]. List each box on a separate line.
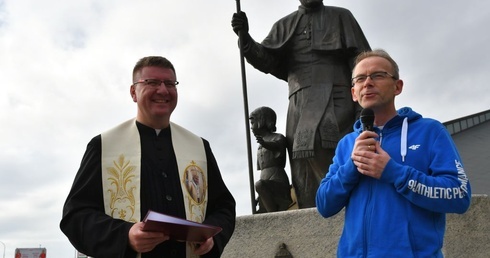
[222, 195, 489, 258]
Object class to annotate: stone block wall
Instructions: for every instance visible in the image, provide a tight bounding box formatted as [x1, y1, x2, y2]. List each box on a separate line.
[222, 195, 489, 258]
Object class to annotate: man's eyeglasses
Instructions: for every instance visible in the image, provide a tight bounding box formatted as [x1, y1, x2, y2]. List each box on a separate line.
[351, 71, 396, 86]
[132, 79, 179, 88]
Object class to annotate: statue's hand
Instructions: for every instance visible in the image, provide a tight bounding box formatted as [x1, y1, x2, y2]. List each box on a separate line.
[255, 135, 264, 145]
[231, 11, 249, 35]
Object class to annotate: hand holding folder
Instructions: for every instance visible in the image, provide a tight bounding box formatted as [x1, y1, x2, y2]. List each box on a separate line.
[142, 210, 222, 242]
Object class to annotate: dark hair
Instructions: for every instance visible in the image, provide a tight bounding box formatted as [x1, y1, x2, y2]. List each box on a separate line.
[250, 106, 277, 132]
[353, 49, 400, 79]
[132, 56, 176, 82]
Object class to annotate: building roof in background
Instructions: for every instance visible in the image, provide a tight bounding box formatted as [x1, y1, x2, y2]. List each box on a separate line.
[444, 109, 490, 195]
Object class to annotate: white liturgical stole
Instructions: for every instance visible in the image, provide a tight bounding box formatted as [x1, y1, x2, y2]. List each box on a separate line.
[101, 119, 208, 258]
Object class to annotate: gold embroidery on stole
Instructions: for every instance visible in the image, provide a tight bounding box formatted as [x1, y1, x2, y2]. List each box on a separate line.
[106, 154, 138, 222]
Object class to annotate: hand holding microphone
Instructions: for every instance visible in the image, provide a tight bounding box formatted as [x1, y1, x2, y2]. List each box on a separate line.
[352, 108, 391, 179]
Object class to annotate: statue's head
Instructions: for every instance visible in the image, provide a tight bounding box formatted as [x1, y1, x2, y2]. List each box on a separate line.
[250, 106, 277, 133]
[300, 0, 323, 8]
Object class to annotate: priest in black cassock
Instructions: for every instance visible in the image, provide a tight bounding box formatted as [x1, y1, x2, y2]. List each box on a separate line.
[60, 56, 236, 258]
[232, 0, 371, 208]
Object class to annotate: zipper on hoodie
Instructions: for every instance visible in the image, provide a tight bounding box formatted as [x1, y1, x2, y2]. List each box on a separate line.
[362, 182, 372, 257]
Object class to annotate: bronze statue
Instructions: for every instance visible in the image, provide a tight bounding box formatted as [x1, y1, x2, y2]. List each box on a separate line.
[250, 107, 293, 213]
[232, 0, 371, 208]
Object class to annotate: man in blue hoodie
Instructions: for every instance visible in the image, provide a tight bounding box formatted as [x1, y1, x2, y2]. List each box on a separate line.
[316, 49, 471, 257]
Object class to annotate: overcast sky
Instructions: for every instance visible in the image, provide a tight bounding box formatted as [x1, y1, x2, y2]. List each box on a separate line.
[1, 0, 489, 257]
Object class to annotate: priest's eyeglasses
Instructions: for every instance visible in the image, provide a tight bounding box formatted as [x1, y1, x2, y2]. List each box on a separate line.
[132, 79, 179, 88]
[351, 71, 396, 86]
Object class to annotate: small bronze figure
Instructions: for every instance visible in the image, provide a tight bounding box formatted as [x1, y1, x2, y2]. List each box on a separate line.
[250, 107, 293, 213]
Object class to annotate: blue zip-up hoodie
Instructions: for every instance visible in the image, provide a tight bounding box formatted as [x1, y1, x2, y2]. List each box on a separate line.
[316, 107, 471, 258]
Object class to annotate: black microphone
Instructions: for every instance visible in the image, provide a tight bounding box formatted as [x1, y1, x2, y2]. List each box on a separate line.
[360, 108, 375, 132]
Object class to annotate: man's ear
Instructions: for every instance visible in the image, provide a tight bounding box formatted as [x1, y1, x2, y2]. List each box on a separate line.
[130, 85, 137, 102]
[394, 79, 403, 96]
[351, 87, 359, 102]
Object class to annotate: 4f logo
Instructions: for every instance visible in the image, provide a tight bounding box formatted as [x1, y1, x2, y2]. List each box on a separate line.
[409, 144, 420, 150]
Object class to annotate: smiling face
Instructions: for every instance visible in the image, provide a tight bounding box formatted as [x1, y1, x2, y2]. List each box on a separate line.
[351, 56, 403, 112]
[130, 66, 178, 129]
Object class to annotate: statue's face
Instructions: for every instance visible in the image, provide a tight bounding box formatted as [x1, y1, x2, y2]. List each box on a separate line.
[300, 0, 323, 8]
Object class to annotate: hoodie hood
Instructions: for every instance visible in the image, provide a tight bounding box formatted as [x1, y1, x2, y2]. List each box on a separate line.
[354, 107, 423, 162]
